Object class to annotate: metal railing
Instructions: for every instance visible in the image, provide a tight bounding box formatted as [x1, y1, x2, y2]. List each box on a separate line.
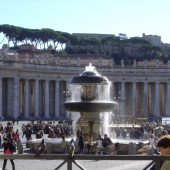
[0, 154, 170, 170]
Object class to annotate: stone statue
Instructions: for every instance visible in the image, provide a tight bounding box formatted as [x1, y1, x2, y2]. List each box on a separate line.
[17, 139, 23, 154]
[156, 59, 160, 68]
[128, 142, 136, 155]
[144, 60, 147, 68]
[133, 60, 136, 68]
[121, 59, 124, 67]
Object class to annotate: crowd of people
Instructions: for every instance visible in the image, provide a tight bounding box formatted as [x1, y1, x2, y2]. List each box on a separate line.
[21, 120, 73, 146]
[0, 119, 170, 169]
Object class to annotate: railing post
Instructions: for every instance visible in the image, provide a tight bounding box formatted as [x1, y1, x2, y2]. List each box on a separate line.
[155, 159, 161, 170]
[67, 157, 73, 170]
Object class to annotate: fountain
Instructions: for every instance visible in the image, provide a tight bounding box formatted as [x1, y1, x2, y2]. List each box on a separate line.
[27, 64, 149, 154]
[64, 63, 116, 139]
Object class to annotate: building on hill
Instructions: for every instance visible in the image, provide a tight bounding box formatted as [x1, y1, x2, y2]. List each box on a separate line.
[142, 33, 162, 46]
[72, 33, 115, 39]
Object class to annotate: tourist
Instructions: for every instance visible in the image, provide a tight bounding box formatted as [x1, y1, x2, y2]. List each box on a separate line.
[61, 136, 67, 154]
[102, 134, 112, 148]
[68, 139, 75, 157]
[78, 132, 84, 154]
[12, 118, 16, 125]
[156, 135, 170, 170]
[86, 133, 93, 154]
[36, 130, 43, 139]
[0, 130, 3, 148]
[95, 135, 103, 155]
[2, 137, 15, 170]
[23, 127, 32, 148]
[16, 117, 19, 125]
[149, 134, 159, 155]
[102, 134, 113, 154]
[36, 139, 46, 156]
[114, 126, 121, 138]
[23, 127, 32, 141]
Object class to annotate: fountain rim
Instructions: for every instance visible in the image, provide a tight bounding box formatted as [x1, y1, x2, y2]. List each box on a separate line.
[64, 101, 117, 112]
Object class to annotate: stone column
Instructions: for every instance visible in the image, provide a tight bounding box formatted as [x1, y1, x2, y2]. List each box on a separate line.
[111, 81, 115, 100]
[120, 81, 125, 116]
[132, 81, 136, 117]
[154, 81, 160, 117]
[143, 81, 148, 117]
[55, 80, 60, 118]
[13, 78, 19, 118]
[24, 79, 29, 118]
[166, 82, 170, 116]
[0, 77, 2, 118]
[34, 79, 39, 118]
[45, 79, 49, 118]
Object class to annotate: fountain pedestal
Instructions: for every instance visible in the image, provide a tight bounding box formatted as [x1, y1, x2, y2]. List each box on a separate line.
[77, 112, 101, 139]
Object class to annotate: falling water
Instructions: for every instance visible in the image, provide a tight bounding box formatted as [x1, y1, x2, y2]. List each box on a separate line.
[100, 81, 113, 136]
[70, 85, 81, 101]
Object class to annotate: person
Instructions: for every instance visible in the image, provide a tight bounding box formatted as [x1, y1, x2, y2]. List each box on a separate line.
[86, 134, 93, 154]
[16, 117, 19, 125]
[2, 137, 15, 170]
[68, 139, 75, 157]
[149, 134, 159, 155]
[36, 130, 43, 139]
[156, 135, 170, 170]
[95, 135, 103, 155]
[12, 118, 15, 125]
[102, 134, 112, 147]
[78, 132, 84, 154]
[61, 136, 67, 154]
[36, 139, 46, 156]
[102, 134, 113, 155]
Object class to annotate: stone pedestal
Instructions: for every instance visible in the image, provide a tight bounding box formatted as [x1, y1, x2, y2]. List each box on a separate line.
[77, 112, 102, 139]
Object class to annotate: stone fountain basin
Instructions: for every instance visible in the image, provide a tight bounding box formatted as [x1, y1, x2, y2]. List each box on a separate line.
[27, 137, 149, 154]
[64, 101, 116, 112]
[27, 137, 74, 154]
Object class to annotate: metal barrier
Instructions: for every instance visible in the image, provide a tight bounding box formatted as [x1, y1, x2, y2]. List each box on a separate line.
[0, 154, 170, 170]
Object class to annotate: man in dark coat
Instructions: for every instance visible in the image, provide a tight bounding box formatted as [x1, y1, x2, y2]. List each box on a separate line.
[78, 132, 84, 154]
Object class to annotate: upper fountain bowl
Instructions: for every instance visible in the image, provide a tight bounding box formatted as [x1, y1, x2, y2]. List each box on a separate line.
[70, 63, 109, 84]
[71, 71, 109, 84]
[64, 63, 117, 112]
[64, 101, 116, 112]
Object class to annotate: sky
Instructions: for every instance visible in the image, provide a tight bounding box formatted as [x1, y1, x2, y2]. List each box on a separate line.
[0, 0, 170, 43]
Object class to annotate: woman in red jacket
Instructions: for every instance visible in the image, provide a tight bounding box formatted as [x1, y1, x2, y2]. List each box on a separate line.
[2, 137, 15, 170]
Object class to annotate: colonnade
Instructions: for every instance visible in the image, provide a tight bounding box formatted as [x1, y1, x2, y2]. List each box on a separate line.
[0, 77, 67, 119]
[112, 80, 169, 119]
[0, 76, 169, 120]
